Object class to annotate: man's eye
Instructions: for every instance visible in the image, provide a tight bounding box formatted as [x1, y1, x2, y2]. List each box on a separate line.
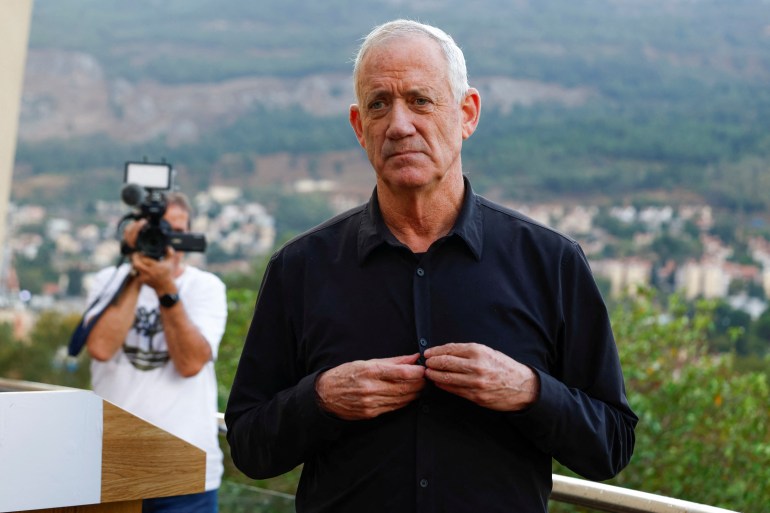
[415, 98, 431, 106]
[369, 100, 385, 110]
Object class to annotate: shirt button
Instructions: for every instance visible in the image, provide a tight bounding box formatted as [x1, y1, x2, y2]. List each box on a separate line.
[421, 404, 430, 414]
[416, 268, 425, 277]
[419, 338, 428, 347]
[419, 478, 429, 488]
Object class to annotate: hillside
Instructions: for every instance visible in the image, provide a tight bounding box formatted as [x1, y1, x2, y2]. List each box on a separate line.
[13, 0, 770, 216]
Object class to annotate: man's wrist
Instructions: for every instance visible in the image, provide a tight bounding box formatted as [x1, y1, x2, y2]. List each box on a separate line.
[522, 366, 541, 408]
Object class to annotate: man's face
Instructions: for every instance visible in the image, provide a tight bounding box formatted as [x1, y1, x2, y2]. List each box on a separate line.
[163, 204, 189, 233]
[163, 203, 189, 261]
[350, 35, 479, 193]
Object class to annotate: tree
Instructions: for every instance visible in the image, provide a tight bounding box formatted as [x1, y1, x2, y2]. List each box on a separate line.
[649, 232, 702, 264]
[273, 192, 335, 242]
[711, 300, 753, 355]
[751, 308, 770, 356]
[0, 311, 90, 389]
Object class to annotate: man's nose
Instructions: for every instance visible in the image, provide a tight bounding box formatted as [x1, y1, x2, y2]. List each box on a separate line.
[385, 101, 417, 139]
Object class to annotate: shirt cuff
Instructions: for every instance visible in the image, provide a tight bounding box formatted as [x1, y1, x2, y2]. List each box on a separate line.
[295, 369, 348, 439]
[503, 368, 563, 445]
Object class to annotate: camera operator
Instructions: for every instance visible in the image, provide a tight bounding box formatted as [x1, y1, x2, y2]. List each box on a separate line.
[84, 192, 227, 513]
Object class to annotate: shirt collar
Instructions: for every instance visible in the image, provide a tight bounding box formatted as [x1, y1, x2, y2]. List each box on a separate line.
[357, 176, 483, 264]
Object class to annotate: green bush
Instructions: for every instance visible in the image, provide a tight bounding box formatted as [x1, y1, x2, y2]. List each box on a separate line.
[0, 311, 90, 389]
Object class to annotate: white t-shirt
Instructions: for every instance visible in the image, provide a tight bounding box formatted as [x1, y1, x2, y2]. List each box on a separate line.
[86, 263, 227, 491]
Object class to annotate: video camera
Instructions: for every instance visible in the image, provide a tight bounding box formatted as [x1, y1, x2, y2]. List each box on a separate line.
[120, 161, 206, 260]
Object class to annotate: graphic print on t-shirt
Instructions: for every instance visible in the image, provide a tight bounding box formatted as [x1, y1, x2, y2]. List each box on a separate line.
[124, 305, 170, 370]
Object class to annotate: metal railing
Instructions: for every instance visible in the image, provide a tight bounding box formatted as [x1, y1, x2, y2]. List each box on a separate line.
[550, 475, 737, 513]
[1, 380, 739, 513]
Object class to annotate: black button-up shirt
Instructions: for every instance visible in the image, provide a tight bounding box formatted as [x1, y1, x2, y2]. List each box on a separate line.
[226, 178, 637, 513]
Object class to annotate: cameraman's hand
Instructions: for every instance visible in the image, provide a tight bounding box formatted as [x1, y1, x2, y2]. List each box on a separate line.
[122, 218, 147, 251]
[130, 247, 178, 293]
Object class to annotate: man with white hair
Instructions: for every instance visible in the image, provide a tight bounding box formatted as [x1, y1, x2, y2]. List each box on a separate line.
[226, 19, 637, 512]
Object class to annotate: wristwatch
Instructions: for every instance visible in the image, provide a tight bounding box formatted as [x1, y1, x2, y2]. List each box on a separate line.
[158, 293, 180, 308]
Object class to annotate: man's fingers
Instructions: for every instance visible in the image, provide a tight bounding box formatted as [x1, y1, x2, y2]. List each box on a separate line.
[423, 353, 462, 369]
[422, 343, 540, 411]
[316, 355, 427, 420]
[380, 353, 422, 365]
[372, 354, 425, 382]
[424, 342, 484, 359]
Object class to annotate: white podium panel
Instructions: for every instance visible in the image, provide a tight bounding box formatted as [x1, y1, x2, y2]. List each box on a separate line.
[0, 390, 103, 512]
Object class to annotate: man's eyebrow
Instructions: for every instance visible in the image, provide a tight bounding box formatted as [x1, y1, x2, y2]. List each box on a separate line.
[363, 87, 436, 102]
[363, 89, 390, 101]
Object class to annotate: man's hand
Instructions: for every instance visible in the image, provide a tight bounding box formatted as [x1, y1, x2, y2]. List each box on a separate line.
[424, 343, 540, 412]
[316, 354, 427, 420]
[122, 218, 147, 250]
[130, 247, 178, 293]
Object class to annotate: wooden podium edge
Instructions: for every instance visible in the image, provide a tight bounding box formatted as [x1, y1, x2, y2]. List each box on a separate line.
[101, 401, 206, 502]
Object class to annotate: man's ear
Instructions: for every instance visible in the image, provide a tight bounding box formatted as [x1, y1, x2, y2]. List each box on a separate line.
[460, 88, 481, 140]
[350, 104, 366, 148]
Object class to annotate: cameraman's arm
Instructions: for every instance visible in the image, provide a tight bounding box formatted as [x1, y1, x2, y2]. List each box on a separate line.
[86, 275, 141, 361]
[86, 220, 146, 361]
[133, 249, 212, 378]
[157, 295, 213, 377]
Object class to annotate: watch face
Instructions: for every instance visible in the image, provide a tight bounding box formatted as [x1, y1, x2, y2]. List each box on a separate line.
[159, 293, 180, 308]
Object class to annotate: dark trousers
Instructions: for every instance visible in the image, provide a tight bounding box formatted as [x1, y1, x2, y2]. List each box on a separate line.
[142, 489, 218, 513]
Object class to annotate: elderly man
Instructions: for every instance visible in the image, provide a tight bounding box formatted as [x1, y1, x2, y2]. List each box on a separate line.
[226, 19, 637, 513]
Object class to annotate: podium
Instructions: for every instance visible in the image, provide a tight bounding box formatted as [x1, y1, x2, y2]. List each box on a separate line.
[0, 379, 205, 513]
